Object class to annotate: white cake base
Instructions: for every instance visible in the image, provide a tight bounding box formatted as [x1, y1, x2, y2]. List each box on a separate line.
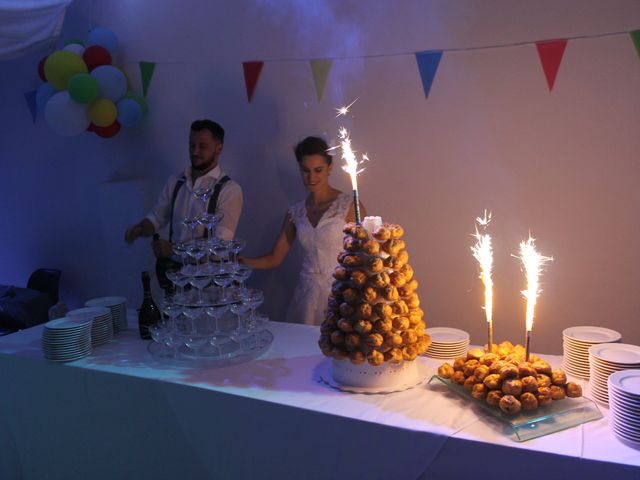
[331, 358, 419, 389]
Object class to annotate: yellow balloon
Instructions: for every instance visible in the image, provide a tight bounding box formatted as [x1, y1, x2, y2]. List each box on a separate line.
[89, 98, 117, 127]
[44, 50, 88, 90]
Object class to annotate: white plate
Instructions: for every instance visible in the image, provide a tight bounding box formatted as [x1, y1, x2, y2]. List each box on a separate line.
[589, 344, 640, 365]
[610, 409, 640, 428]
[85, 296, 127, 308]
[44, 317, 93, 330]
[610, 418, 640, 439]
[67, 306, 112, 318]
[609, 397, 640, 415]
[608, 370, 640, 396]
[425, 327, 470, 344]
[563, 326, 622, 344]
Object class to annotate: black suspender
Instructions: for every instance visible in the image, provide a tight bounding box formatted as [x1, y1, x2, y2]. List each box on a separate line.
[208, 175, 230, 214]
[168, 175, 231, 242]
[168, 176, 186, 242]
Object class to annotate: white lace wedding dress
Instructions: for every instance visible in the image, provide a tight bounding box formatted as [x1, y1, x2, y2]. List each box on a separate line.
[286, 192, 352, 325]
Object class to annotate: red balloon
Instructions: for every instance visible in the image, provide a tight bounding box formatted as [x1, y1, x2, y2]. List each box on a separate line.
[82, 45, 112, 72]
[93, 120, 120, 138]
[38, 56, 47, 81]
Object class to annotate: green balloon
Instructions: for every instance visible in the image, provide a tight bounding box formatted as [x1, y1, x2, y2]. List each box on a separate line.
[68, 74, 99, 103]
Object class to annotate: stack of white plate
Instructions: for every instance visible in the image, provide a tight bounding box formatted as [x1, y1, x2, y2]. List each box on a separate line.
[425, 327, 470, 359]
[66, 306, 114, 346]
[562, 326, 622, 379]
[42, 317, 92, 362]
[588, 343, 640, 405]
[85, 296, 128, 333]
[608, 369, 640, 449]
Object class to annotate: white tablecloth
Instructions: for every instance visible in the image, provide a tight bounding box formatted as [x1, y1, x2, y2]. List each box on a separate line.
[0, 319, 638, 480]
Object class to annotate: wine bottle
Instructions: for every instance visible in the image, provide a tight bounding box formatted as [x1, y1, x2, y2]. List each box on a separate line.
[138, 271, 161, 339]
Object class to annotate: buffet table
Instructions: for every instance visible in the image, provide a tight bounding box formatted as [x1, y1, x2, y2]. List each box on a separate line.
[0, 319, 638, 480]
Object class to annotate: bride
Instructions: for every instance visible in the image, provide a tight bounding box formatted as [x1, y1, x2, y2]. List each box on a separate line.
[241, 136, 366, 325]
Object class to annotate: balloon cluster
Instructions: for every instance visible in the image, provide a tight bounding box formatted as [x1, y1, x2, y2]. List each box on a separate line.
[36, 27, 146, 138]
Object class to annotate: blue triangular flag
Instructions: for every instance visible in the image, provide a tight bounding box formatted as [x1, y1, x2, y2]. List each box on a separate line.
[24, 90, 37, 122]
[415, 50, 443, 98]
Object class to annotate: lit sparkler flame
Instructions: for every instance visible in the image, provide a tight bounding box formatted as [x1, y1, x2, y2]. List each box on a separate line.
[334, 97, 359, 118]
[471, 211, 493, 327]
[338, 126, 367, 190]
[332, 100, 368, 224]
[515, 236, 553, 332]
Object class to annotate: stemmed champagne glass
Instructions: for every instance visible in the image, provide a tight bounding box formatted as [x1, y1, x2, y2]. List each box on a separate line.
[232, 265, 253, 292]
[211, 239, 232, 264]
[182, 306, 208, 355]
[172, 242, 190, 273]
[228, 238, 246, 267]
[186, 241, 208, 276]
[182, 216, 199, 242]
[230, 301, 251, 350]
[198, 212, 224, 240]
[212, 264, 235, 303]
[193, 178, 214, 210]
[205, 304, 230, 356]
[242, 288, 264, 324]
[161, 296, 184, 323]
[165, 269, 190, 301]
[189, 275, 211, 305]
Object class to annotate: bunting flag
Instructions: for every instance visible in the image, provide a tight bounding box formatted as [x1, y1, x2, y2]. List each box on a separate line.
[139, 61, 156, 97]
[242, 61, 264, 102]
[631, 30, 640, 58]
[24, 90, 37, 122]
[536, 39, 568, 91]
[309, 59, 333, 101]
[415, 50, 443, 98]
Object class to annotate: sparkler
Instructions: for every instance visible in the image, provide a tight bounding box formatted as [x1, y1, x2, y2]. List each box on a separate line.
[515, 236, 553, 362]
[471, 211, 494, 353]
[333, 100, 368, 224]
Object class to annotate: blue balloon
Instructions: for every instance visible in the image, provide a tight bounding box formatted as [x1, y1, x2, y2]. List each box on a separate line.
[91, 65, 127, 102]
[116, 98, 143, 127]
[87, 27, 118, 54]
[35, 82, 57, 111]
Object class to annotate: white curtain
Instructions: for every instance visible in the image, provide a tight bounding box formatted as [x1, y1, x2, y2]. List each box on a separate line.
[0, 0, 74, 60]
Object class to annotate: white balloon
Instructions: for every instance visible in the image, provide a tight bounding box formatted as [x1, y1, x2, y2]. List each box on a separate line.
[44, 91, 90, 136]
[63, 43, 85, 56]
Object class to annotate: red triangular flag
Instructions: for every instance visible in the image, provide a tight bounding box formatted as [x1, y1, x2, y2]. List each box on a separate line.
[242, 61, 264, 102]
[536, 39, 568, 91]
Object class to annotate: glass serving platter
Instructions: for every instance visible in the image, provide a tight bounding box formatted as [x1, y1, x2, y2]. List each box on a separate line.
[428, 375, 602, 442]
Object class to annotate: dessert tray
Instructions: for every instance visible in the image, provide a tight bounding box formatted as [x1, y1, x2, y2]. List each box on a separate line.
[317, 357, 431, 394]
[428, 375, 602, 442]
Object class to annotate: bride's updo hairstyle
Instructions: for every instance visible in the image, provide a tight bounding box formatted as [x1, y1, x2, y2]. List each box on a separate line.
[294, 136, 332, 165]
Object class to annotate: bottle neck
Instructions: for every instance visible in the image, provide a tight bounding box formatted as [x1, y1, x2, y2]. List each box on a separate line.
[142, 276, 153, 300]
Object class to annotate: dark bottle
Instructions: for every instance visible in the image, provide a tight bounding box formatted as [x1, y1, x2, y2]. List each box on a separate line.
[138, 271, 161, 340]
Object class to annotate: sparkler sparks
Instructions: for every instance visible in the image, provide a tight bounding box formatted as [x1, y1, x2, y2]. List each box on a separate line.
[515, 236, 553, 333]
[334, 98, 359, 118]
[471, 210, 494, 351]
[332, 100, 368, 224]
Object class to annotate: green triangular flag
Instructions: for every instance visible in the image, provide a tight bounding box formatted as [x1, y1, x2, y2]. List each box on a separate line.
[309, 59, 333, 102]
[139, 61, 156, 97]
[630, 30, 640, 58]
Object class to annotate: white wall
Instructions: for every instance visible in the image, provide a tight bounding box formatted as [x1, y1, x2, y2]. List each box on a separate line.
[1, 0, 639, 353]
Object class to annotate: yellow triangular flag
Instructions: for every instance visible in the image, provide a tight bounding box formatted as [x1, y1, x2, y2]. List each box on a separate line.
[309, 59, 333, 102]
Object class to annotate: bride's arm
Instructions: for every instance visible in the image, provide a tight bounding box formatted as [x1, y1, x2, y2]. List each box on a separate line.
[240, 212, 296, 269]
